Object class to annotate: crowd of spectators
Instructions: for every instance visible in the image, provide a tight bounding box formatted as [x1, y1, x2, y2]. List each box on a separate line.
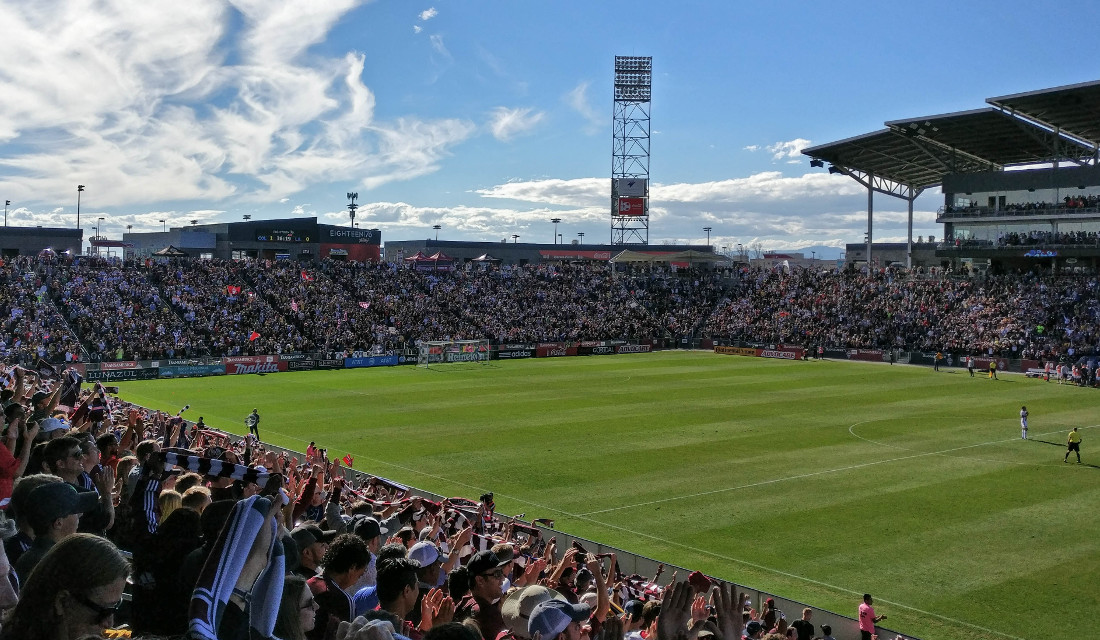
[944, 193, 1100, 215]
[0, 363, 889, 640]
[2, 254, 1100, 365]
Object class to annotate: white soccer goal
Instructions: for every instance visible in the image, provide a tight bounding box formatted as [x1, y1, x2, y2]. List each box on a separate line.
[417, 339, 492, 369]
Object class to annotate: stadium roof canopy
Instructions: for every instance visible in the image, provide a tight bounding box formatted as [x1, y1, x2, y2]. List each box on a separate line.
[988, 80, 1100, 147]
[803, 81, 1100, 198]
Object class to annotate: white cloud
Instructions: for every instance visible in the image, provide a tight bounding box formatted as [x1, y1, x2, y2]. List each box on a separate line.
[565, 81, 601, 133]
[743, 145, 760, 152]
[0, 0, 474, 209]
[413, 25, 422, 33]
[429, 34, 450, 58]
[766, 138, 812, 161]
[486, 107, 546, 141]
[419, 7, 438, 21]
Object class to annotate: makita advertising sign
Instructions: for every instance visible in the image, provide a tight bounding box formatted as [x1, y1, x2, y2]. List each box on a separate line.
[227, 361, 288, 375]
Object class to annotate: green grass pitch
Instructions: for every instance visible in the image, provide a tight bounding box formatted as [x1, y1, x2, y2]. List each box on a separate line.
[113, 352, 1099, 640]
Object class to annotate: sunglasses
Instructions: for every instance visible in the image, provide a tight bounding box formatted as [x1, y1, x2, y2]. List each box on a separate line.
[479, 570, 505, 580]
[71, 591, 122, 625]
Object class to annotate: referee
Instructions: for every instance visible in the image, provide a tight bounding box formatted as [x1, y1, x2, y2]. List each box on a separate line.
[1065, 427, 1082, 463]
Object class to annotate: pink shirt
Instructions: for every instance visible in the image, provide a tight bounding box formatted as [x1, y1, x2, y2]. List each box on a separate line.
[858, 603, 876, 632]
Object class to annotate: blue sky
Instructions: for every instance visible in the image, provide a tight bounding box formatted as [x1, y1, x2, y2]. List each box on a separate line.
[1, 0, 1097, 256]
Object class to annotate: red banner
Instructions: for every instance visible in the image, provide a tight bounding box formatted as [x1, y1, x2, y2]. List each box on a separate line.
[226, 361, 288, 375]
[847, 349, 884, 362]
[973, 357, 1009, 373]
[536, 343, 577, 358]
[616, 197, 645, 217]
[223, 355, 280, 365]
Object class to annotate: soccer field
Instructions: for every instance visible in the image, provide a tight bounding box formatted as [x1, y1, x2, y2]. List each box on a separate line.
[113, 352, 1099, 640]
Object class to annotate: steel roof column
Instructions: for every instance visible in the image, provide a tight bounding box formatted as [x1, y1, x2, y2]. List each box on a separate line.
[907, 195, 914, 269]
[866, 174, 873, 268]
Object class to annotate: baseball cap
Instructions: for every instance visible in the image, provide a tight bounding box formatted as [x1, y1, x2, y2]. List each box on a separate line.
[25, 482, 99, 528]
[529, 598, 591, 639]
[622, 600, 644, 621]
[351, 515, 386, 541]
[502, 586, 565, 638]
[687, 570, 714, 592]
[290, 524, 338, 550]
[38, 418, 68, 434]
[30, 391, 49, 405]
[745, 621, 762, 636]
[408, 541, 442, 566]
[467, 550, 509, 576]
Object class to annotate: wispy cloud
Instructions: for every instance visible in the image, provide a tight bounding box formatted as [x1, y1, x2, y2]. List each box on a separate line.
[419, 7, 437, 21]
[413, 25, 422, 33]
[0, 0, 474, 208]
[486, 107, 546, 141]
[565, 81, 601, 134]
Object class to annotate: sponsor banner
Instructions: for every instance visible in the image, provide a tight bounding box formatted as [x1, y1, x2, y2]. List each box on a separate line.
[536, 342, 577, 358]
[86, 367, 159, 381]
[616, 197, 646, 217]
[227, 361, 288, 375]
[287, 360, 316, 371]
[616, 344, 652, 354]
[99, 361, 138, 370]
[159, 364, 226, 378]
[223, 355, 280, 365]
[973, 357, 1010, 373]
[614, 177, 647, 197]
[759, 348, 804, 360]
[324, 227, 380, 244]
[579, 340, 606, 348]
[278, 353, 311, 361]
[537, 250, 612, 261]
[445, 351, 487, 363]
[847, 349, 885, 362]
[345, 355, 399, 368]
[495, 348, 534, 360]
[314, 359, 345, 370]
[577, 345, 615, 356]
[499, 343, 532, 350]
[715, 346, 758, 356]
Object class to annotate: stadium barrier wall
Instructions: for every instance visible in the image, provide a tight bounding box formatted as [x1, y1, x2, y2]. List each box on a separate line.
[155, 415, 914, 640]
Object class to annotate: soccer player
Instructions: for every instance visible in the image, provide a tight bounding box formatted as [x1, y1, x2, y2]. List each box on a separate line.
[245, 408, 260, 439]
[989, 360, 998, 379]
[1065, 427, 1082, 463]
[1020, 406, 1028, 440]
[967, 355, 974, 377]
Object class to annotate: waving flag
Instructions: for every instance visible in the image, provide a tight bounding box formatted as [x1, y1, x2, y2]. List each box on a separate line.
[226, 285, 241, 295]
[358, 301, 370, 310]
[249, 331, 260, 341]
[342, 454, 354, 467]
[300, 270, 314, 282]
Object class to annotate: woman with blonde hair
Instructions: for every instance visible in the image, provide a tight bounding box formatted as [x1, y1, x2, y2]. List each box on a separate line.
[1, 533, 130, 640]
[158, 489, 182, 521]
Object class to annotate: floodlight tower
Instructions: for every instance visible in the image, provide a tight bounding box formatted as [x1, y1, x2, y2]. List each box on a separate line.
[347, 192, 359, 228]
[611, 56, 652, 245]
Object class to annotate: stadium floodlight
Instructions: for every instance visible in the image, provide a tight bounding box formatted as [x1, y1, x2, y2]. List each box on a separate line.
[550, 218, 561, 244]
[76, 185, 85, 230]
[159, 219, 165, 232]
[433, 224, 441, 240]
[243, 214, 252, 221]
[703, 226, 712, 247]
[810, 159, 824, 168]
[347, 192, 359, 228]
[828, 165, 843, 174]
[3, 199, 8, 227]
[512, 234, 520, 243]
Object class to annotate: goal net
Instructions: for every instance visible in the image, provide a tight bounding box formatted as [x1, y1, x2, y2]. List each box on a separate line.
[417, 339, 491, 369]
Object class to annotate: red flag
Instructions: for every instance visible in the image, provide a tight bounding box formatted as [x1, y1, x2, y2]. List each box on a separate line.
[300, 270, 314, 281]
[291, 301, 298, 312]
[249, 331, 260, 341]
[227, 285, 241, 295]
[358, 301, 370, 310]
[342, 454, 354, 467]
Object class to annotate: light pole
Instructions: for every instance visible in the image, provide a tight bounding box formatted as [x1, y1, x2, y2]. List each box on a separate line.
[433, 224, 441, 240]
[77, 185, 85, 230]
[512, 234, 520, 244]
[243, 214, 251, 221]
[347, 192, 358, 227]
[126, 224, 132, 235]
[159, 219, 165, 232]
[3, 200, 8, 227]
[191, 220, 198, 226]
[703, 226, 712, 248]
[811, 250, 816, 264]
[577, 232, 585, 243]
[558, 233, 562, 244]
[550, 218, 561, 244]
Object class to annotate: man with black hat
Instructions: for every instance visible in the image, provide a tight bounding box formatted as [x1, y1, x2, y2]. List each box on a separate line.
[290, 523, 338, 579]
[13, 481, 99, 580]
[456, 550, 511, 640]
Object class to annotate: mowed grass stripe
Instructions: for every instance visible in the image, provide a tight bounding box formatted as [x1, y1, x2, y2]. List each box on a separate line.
[113, 352, 1099, 640]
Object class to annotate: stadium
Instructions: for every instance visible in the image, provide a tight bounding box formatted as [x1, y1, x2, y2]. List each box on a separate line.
[3, 11, 1100, 640]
